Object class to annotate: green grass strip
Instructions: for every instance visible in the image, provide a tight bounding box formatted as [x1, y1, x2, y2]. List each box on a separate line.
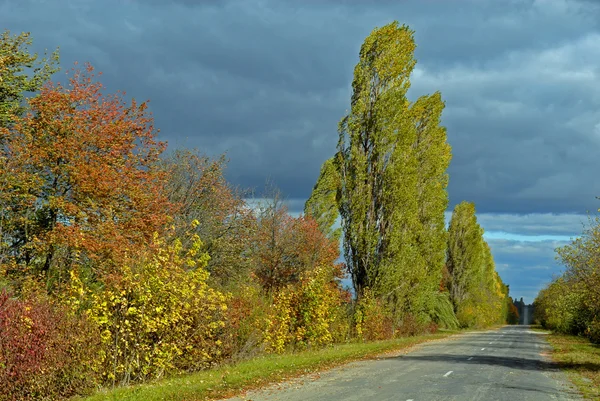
[80, 331, 457, 401]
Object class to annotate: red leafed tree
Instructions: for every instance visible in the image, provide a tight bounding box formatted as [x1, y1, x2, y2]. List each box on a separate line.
[0, 63, 170, 290]
[252, 188, 344, 292]
[294, 215, 344, 279]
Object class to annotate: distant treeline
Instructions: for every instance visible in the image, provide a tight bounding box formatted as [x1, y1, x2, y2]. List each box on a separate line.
[534, 216, 600, 343]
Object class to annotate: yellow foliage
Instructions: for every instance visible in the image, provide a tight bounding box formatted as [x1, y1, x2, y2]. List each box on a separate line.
[354, 288, 393, 341]
[264, 289, 294, 354]
[263, 266, 345, 353]
[65, 232, 229, 385]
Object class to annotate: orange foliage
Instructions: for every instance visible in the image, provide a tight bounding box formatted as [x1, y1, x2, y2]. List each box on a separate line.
[252, 201, 343, 291]
[0, 64, 171, 284]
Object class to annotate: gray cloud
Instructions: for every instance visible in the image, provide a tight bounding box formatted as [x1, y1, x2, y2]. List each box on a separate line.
[3, 0, 600, 300]
[486, 237, 569, 303]
[4, 0, 600, 212]
[445, 211, 590, 237]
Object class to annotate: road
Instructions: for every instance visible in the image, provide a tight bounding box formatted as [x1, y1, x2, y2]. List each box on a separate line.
[223, 326, 581, 401]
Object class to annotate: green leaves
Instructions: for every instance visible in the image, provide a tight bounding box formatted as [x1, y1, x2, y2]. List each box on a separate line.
[446, 202, 508, 328]
[536, 215, 600, 342]
[0, 30, 59, 127]
[304, 157, 341, 241]
[330, 21, 453, 326]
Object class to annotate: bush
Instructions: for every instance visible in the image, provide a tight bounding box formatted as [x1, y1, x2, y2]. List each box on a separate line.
[66, 230, 229, 386]
[221, 284, 269, 360]
[263, 266, 349, 353]
[0, 288, 100, 401]
[586, 318, 600, 344]
[353, 289, 394, 341]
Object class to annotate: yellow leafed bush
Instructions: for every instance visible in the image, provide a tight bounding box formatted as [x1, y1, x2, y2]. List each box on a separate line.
[264, 266, 347, 353]
[353, 288, 394, 341]
[66, 230, 229, 386]
[295, 266, 343, 348]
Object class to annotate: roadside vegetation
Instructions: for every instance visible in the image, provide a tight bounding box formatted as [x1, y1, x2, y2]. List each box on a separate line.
[81, 331, 457, 401]
[532, 199, 600, 398]
[0, 23, 516, 400]
[533, 215, 600, 344]
[542, 332, 600, 400]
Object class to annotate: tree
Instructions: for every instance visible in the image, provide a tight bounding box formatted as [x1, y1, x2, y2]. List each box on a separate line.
[0, 64, 170, 292]
[160, 150, 254, 287]
[304, 157, 341, 241]
[408, 92, 452, 317]
[446, 201, 509, 327]
[538, 214, 600, 342]
[556, 216, 600, 313]
[337, 22, 417, 299]
[335, 22, 451, 324]
[252, 186, 342, 292]
[446, 201, 485, 322]
[0, 30, 59, 127]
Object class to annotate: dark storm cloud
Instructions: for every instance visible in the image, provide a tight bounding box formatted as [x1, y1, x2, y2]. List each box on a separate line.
[3, 0, 600, 213]
[3, 0, 600, 300]
[486, 237, 570, 303]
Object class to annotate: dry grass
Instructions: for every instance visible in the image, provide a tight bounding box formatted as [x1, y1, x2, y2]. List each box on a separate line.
[545, 333, 600, 400]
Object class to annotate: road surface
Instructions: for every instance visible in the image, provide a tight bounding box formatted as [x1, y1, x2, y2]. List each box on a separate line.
[223, 326, 581, 401]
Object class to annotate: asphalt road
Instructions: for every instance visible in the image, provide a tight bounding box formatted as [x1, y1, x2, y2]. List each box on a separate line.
[224, 326, 581, 401]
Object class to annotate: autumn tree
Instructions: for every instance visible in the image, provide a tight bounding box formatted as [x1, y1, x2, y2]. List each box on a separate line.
[159, 150, 255, 287]
[535, 214, 600, 342]
[337, 22, 415, 299]
[334, 21, 451, 324]
[407, 92, 452, 319]
[446, 201, 485, 315]
[252, 186, 342, 292]
[0, 30, 59, 127]
[446, 201, 509, 327]
[556, 215, 600, 317]
[0, 64, 170, 292]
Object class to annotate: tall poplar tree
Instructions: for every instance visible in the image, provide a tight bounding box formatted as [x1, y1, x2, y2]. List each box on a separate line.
[409, 93, 452, 316]
[335, 21, 451, 321]
[446, 201, 485, 313]
[337, 22, 416, 298]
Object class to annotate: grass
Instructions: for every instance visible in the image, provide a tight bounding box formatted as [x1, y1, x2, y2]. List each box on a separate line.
[80, 331, 458, 401]
[543, 332, 600, 400]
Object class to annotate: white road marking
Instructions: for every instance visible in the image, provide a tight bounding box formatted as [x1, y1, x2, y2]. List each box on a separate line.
[444, 371, 453, 377]
[481, 348, 485, 351]
[489, 342, 493, 344]
[468, 357, 473, 360]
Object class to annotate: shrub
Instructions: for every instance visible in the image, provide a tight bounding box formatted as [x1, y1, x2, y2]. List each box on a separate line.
[354, 289, 394, 341]
[294, 266, 345, 348]
[263, 266, 349, 353]
[66, 230, 229, 386]
[586, 318, 600, 344]
[0, 288, 100, 401]
[221, 284, 269, 361]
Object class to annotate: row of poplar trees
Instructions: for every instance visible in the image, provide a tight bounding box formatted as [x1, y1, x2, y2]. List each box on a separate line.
[305, 22, 511, 329]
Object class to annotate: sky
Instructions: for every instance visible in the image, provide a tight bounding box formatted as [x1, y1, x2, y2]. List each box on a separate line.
[2, 0, 599, 303]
